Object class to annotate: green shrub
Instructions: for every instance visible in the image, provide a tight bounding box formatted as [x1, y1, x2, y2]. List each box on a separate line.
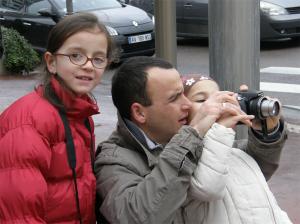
[1, 26, 40, 74]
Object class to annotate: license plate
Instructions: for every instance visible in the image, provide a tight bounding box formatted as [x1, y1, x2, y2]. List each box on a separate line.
[128, 33, 152, 44]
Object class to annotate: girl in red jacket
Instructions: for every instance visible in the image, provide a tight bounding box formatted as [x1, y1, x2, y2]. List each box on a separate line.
[0, 12, 114, 223]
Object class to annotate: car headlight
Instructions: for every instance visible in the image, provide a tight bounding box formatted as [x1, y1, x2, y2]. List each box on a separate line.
[105, 26, 118, 36]
[260, 1, 288, 16]
[147, 13, 155, 25]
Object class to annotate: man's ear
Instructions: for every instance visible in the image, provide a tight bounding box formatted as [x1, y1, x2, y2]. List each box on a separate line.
[131, 102, 146, 124]
[44, 51, 57, 74]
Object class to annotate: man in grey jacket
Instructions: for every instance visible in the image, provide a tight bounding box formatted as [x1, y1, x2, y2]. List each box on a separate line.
[95, 56, 287, 224]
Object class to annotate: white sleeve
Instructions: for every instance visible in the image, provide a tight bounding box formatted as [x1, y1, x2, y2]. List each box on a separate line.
[189, 123, 235, 201]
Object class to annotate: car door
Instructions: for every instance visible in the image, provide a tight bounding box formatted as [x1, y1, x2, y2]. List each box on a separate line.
[22, 0, 57, 52]
[180, 0, 208, 38]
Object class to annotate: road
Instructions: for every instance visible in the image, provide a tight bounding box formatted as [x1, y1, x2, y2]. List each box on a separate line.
[1, 38, 300, 223]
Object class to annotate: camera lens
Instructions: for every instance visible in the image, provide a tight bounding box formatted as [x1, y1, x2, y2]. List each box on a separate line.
[260, 99, 280, 118]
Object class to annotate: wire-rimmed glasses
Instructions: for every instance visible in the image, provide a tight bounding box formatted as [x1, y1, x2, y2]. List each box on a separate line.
[54, 52, 107, 69]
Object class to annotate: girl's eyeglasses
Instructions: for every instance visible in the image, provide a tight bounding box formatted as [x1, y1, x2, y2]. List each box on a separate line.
[54, 53, 107, 69]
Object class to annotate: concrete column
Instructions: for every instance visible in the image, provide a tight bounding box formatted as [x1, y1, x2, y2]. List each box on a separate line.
[209, 0, 260, 90]
[0, 27, 5, 76]
[154, 0, 177, 67]
[209, 0, 260, 138]
[0, 26, 3, 58]
[66, 0, 73, 15]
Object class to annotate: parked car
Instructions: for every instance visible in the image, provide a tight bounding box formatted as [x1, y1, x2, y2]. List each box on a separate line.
[0, 0, 155, 60]
[123, 0, 300, 40]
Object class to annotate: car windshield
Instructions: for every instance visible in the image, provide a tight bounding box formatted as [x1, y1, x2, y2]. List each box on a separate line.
[53, 0, 122, 12]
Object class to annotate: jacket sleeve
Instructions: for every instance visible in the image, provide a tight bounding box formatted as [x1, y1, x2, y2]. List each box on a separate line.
[234, 119, 288, 180]
[0, 125, 51, 224]
[94, 126, 203, 224]
[189, 123, 234, 201]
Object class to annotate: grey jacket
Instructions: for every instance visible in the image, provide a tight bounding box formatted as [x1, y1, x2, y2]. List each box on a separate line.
[94, 117, 287, 224]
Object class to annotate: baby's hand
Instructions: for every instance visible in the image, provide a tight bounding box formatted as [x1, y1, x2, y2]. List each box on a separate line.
[190, 91, 237, 137]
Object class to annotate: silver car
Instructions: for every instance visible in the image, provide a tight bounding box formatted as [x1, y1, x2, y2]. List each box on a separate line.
[124, 0, 300, 40]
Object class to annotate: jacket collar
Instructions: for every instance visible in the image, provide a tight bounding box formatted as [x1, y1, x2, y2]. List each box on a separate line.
[117, 113, 163, 168]
[50, 76, 99, 119]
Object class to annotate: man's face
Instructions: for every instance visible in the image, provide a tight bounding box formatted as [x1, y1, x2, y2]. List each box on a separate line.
[142, 67, 192, 144]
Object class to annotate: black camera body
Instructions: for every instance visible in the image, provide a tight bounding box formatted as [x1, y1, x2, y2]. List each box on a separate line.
[237, 90, 280, 120]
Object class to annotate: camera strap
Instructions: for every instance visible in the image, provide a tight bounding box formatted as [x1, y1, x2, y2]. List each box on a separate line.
[58, 109, 83, 224]
[84, 118, 95, 172]
[51, 89, 95, 223]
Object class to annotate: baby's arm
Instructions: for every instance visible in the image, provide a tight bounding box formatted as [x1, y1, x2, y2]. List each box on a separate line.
[189, 123, 235, 201]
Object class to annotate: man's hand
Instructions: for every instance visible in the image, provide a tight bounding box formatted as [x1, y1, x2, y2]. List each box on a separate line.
[252, 97, 281, 132]
[240, 84, 281, 132]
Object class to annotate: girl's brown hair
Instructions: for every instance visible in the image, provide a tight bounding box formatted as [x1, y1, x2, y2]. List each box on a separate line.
[42, 12, 116, 107]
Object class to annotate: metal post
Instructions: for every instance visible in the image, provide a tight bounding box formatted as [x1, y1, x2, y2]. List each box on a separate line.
[209, 0, 260, 139]
[0, 26, 4, 75]
[66, 0, 73, 15]
[0, 26, 3, 58]
[154, 0, 177, 67]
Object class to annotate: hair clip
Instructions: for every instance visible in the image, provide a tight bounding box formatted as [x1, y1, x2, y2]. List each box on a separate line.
[199, 76, 210, 81]
[185, 78, 196, 86]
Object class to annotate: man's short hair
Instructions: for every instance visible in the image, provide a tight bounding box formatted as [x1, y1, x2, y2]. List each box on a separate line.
[111, 56, 174, 119]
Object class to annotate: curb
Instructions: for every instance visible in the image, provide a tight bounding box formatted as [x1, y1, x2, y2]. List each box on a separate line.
[283, 105, 300, 111]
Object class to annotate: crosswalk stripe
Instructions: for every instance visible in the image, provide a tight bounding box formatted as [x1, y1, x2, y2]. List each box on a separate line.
[260, 67, 300, 75]
[260, 66, 300, 94]
[260, 82, 300, 94]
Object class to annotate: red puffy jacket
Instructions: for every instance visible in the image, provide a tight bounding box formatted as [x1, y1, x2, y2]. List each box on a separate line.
[0, 77, 98, 223]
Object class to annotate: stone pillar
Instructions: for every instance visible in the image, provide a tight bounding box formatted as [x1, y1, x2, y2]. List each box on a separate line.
[209, 0, 260, 139]
[154, 0, 177, 67]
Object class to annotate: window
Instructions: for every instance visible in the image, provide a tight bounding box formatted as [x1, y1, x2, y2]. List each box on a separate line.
[26, 0, 51, 15]
[0, 0, 24, 10]
[53, 0, 121, 12]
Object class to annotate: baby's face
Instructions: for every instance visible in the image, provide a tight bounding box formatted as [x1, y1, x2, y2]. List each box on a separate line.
[185, 80, 219, 122]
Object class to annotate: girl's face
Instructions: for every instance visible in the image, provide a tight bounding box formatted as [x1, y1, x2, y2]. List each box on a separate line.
[45, 27, 108, 96]
[185, 80, 219, 122]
